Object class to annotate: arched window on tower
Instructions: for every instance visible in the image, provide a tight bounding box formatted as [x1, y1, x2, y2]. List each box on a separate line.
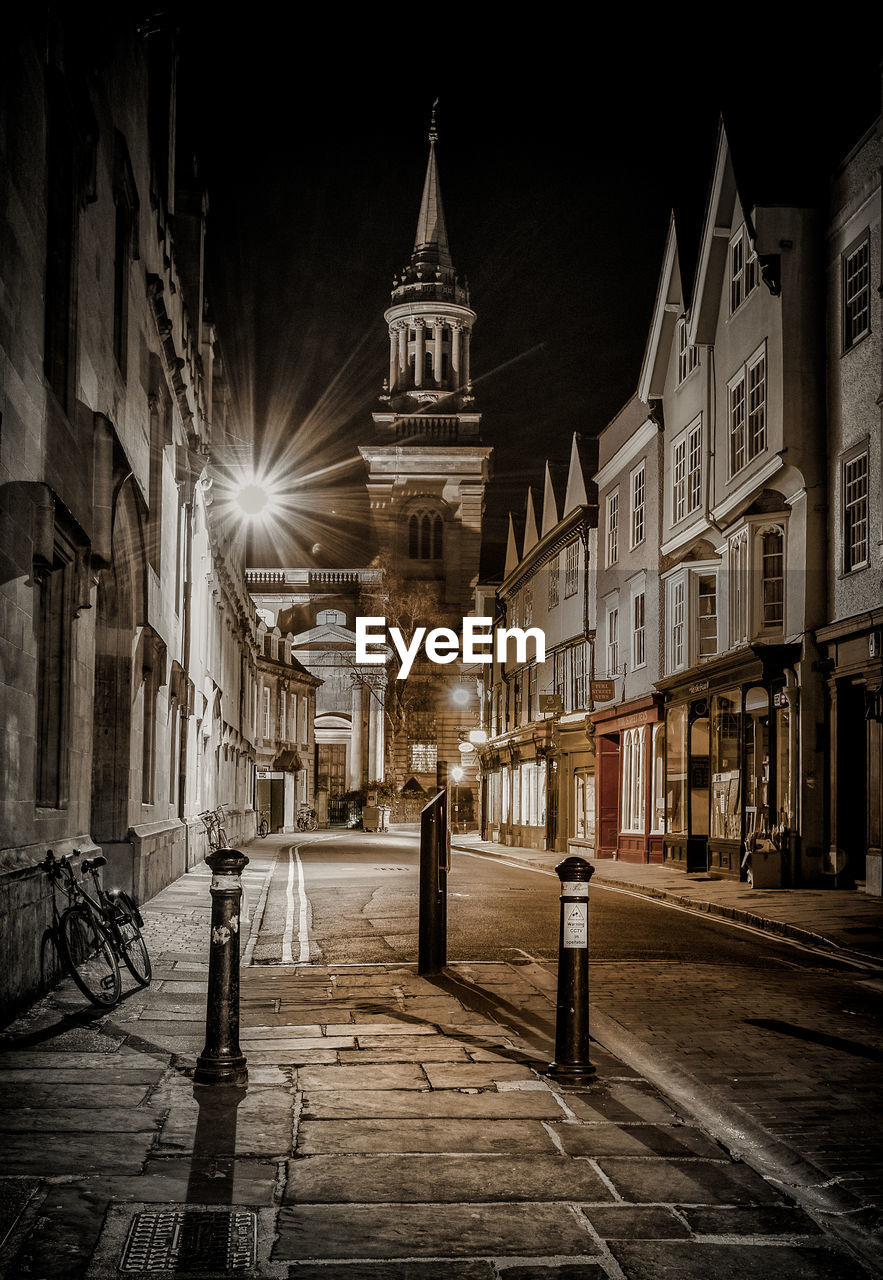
[408, 510, 443, 560]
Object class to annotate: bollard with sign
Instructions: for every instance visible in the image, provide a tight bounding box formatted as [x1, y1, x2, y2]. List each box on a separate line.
[547, 855, 596, 1084]
[194, 847, 249, 1086]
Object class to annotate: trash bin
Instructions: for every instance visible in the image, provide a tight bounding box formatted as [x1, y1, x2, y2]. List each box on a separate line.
[742, 837, 782, 888]
[379, 805, 391, 832]
[363, 804, 380, 832]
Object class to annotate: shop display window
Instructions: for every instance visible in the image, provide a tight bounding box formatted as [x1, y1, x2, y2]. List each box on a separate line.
[574, 770, 594, 842]
[666, 704, 688, 834]
[690, 713, 710, 836]
[651, 724, 665, 833]
[775, 702, 794, 830]
[744, 686, 771, 838]
[711, 690, 742, 840]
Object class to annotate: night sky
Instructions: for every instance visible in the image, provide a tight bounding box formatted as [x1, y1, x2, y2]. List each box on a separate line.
[172, 16, 881, 573]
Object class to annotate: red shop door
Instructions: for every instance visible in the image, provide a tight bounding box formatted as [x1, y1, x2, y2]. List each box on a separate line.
[596, 734, 621, 855]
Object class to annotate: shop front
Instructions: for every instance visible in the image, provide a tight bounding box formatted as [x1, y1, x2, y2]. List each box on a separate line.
[590, 696, 665, 863]
[817, 611, 883, 894]
[657, 646, 801, 881]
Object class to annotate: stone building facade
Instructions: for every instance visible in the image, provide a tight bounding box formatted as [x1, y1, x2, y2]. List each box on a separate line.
[254, 622, 321, 832]
[0, 10, 259, 1017]
[817, 105, 883, 894]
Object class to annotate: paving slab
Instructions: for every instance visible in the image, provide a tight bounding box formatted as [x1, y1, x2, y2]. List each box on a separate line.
[274, 1201, 598, 1259]
[0, 1132, 153, 1175]
[593, 1156, 786, 1205]
[283, 1153, 615, 1204]
[496, 1267, 608, 1280]
[335, 1044, 472, 1063]
[153, 1081, 295, 1155]
[421, 1061, 539, 1088]
[564, 1080, 683, 1124]
[300, 1087, 566, 1120]
[295, 1118, 560, 1156]
[607, 1239, 865, 1278]
[296, 1064, 428, 1090]
[0, 1082, 152, 1109]
[0, 1105, 160, 1133]
[583, 1204, 692, 1239]
[551, 1122, 726, 1159]
[679, 1204, 823, 1235]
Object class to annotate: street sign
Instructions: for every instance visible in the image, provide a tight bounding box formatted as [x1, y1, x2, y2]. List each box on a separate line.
[539, 694, 563, 713]
[590, 680, 615, 702]
[563, 901, 588, 948]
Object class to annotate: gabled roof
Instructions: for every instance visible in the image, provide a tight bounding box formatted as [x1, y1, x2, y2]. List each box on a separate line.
[522, 488, 539, 555]
[637, 213, 683, 404]
[540, 461, 559, 538]
[562, 433, 599, 516]
[503, 513, 520, 577]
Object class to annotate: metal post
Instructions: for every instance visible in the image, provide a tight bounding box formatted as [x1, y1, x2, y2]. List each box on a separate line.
[547, 855, 595, 1084]
[418, 787, 448, 974]
[194, 848, 249, 1086]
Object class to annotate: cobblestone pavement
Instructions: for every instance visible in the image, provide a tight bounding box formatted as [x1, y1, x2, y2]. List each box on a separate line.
[0, 835, 879, 1278]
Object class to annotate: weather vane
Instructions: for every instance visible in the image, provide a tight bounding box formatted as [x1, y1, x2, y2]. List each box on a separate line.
[429, 98, 439, 144]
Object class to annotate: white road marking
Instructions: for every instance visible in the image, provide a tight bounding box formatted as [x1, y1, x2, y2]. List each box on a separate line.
[281, 847, 296, 966]
[294, 846, 310, 963]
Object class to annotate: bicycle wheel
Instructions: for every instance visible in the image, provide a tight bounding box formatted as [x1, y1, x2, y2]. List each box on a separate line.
[109, 893, 152, 986]
[307, 815, 318, 831]
[258, 818, 269, 838]
[59, 905, 121, 1006]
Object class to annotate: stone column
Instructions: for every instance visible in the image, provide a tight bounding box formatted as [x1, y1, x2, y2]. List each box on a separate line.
[397, 323, 407, 386]
[462, 326, 472, 386]
[369, 681, 385, 781]
[433, 321, 443, 385]
[349, 683, 363, 790]
[414, 320, 425, 387]
[388, 326, 397, 392]
[450, 322, 461, 385]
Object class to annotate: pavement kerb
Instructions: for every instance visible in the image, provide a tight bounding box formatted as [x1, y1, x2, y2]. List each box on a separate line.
[587, 1002, 883, 1279]
[450, 839, 883, 970]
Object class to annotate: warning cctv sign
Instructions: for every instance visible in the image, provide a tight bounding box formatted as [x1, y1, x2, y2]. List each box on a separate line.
[563, 902, 588, 949]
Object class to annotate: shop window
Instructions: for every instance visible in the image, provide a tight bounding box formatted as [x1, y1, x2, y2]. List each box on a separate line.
[711, 692, 742, 840]
[621, 727, 645, 833]
[744, 686, 771, 839]
[775, 699, 794, 830]
[728, 529, 749, 646]
[666, 704, 688, 835]
[574, 770, 594, 842]
[408, 510, 443, 560]
[502, 767, 510, 822]
[690, 713, 710, 836]
[759, 527, 784, 630]
[512, 767, 521, 825]
[697, 575, 717, 658]
[650, 724, 665, 834]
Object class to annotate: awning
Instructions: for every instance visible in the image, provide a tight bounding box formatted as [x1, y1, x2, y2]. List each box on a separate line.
[272, 749, 302, 772]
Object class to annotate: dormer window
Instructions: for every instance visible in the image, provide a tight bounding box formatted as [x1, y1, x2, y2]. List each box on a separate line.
[730, 228, 758, 314]
[408, 510, 443, 560]
[316, 608, 346, 626]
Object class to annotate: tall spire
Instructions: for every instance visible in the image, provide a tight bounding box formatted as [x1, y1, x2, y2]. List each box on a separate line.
[413, 100, 452, 270]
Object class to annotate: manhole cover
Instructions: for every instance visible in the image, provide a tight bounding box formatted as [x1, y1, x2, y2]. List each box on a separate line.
[121, 1208, 256, 1273]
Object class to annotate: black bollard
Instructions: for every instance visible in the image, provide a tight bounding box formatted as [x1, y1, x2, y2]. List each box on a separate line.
[418, 787, 448, 975]
[194, 848, 249, 1086]
[547, 855, 596, 1084]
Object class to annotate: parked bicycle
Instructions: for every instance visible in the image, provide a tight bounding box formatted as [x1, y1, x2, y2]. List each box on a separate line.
[42, 850, 151, 1007]
[296, 806, 319, 832]
[257, 808, 270, 838]
[199, 805, 230, 851]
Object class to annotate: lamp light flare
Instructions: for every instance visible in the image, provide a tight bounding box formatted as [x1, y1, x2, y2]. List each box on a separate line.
[451, 686, 471, 706]
[235, 482, 272, 518]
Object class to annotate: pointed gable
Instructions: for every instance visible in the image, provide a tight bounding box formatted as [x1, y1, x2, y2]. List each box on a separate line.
[637, 213, 684, 403]
[503, 513, 520, 577]
[540, 461, 559, 537]
[563, 433, 598, 516]
[523, 488, 539, 554]
[688, 118, 750, 348]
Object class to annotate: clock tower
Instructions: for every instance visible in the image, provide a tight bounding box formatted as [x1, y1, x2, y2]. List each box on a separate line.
[359, 105, 493, 621]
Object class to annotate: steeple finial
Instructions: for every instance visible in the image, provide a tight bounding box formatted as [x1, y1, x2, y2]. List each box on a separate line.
[429, 98, 439, 144]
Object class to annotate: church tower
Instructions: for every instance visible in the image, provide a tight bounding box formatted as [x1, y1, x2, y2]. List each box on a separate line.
[359, 106, 493, 621]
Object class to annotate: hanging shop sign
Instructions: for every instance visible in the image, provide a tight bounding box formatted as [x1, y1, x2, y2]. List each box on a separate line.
[590, 680, 616, 702]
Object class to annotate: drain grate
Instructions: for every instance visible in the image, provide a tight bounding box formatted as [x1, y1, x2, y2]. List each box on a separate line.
[120, 1208, 256, 1273]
